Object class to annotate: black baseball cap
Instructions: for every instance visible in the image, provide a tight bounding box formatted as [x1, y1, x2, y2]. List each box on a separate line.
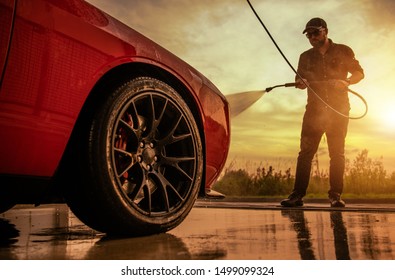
[302, 17, 327, 34]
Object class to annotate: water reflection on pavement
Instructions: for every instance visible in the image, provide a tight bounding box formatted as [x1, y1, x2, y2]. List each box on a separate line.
[1, 202, 395, 260]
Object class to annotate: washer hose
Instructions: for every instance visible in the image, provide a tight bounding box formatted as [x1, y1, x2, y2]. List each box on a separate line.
[246, 0, 368, 120]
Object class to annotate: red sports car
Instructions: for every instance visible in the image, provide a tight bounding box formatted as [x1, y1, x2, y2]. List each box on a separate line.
[0, 0, 230, 235]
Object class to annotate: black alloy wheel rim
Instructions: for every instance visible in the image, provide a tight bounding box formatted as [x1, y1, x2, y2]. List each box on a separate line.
[111, 90, 199, 217]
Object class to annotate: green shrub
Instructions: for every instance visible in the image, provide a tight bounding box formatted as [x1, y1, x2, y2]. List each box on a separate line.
[214, 150, 395, 198]
[214, 169, 253, 196]
[345, 149, 387, 194]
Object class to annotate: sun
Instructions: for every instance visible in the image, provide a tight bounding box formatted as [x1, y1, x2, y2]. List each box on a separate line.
[381, 109, 395, 130]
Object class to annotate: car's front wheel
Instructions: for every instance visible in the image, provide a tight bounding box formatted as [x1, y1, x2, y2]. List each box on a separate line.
[62, 77, 203, 236]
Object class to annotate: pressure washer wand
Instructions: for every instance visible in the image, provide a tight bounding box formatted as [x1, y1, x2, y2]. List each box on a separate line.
[265, 82, 296, 92]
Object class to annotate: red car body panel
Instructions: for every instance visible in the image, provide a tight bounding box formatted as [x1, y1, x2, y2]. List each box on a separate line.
[0, 0, 230, 190]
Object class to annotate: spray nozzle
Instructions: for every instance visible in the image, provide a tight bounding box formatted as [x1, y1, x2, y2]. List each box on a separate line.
[265, 82, 297, 92]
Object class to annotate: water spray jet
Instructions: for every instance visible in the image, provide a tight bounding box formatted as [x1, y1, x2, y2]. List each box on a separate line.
[227, 82, 296, 118]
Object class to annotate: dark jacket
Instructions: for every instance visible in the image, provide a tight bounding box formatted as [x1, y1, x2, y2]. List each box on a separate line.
[297, 39, 364, 114]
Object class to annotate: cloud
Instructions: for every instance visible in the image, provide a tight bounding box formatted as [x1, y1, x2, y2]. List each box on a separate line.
[357, 0, 395, 30]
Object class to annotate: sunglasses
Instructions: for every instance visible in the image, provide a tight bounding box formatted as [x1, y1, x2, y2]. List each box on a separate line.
[306, 28, 325, 39]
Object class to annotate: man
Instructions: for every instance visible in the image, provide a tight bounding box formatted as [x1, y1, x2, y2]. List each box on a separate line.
[281, 17, 364, 208]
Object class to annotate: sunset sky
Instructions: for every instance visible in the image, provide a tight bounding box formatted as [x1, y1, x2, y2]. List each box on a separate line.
[89, 0, 395, 174]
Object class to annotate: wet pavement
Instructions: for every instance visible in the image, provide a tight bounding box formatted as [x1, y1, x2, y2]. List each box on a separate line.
[1, 199, 395, 260]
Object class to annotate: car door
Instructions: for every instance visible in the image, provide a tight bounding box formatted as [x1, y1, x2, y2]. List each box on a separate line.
[0, 0, 16, 85]
[0, 0, 113, 176]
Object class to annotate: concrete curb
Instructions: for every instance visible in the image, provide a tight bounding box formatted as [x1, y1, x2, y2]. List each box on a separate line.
[201, 197, 395, 204]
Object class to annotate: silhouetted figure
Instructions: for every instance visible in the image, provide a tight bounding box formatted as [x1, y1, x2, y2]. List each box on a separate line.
[281, 17, 364, 208]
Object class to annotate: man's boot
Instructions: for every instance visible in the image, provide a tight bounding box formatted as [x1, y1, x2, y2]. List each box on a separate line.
[280, 192, 304, 207]
[329, 192, 345, 207]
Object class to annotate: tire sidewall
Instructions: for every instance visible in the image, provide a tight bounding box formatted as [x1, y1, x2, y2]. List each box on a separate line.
[89, 77, 202, 233]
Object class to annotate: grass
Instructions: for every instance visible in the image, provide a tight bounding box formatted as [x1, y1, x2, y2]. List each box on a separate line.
[213, 149, 395, 199]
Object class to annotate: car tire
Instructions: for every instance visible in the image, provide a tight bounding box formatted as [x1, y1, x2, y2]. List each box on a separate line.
[62, 77, 203, 236]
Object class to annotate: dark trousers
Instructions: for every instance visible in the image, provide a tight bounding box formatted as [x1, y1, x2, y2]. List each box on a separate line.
[293, 109, 349, 197]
